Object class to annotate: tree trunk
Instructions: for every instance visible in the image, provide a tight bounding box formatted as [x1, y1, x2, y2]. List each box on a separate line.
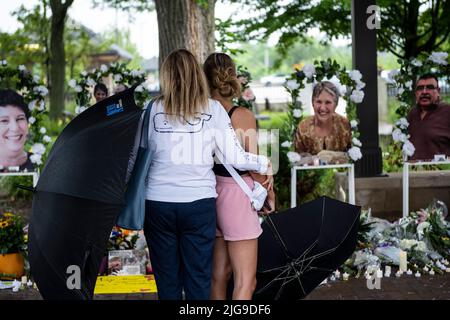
[49, 0, 73, 119]
[154, 0, 216, 68]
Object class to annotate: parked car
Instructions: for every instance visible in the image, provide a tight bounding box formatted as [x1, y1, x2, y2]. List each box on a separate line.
[259, 73, 289, 86]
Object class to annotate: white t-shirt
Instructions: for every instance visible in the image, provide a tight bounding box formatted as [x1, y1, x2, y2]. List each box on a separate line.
[145, 99, 268, 202]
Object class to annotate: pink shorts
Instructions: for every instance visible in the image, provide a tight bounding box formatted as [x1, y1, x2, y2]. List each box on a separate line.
[215, 175, 263, 241]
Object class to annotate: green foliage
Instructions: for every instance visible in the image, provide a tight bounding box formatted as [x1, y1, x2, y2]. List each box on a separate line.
[215, 18, 246, 56]
[0, 213, 27, 254]
[227, 0, 450, 61]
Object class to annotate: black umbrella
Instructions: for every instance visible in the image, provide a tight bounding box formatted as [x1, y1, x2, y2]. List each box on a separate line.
[253, 196, 361, 300]
[28, 87, 145, 299]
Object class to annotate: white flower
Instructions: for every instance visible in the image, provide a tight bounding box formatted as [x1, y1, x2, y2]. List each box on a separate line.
[131, 70, 143, 77]
[37, 100, 45, 111]
[428, 52, 448, 65]
[287, 151, 301, 164]
[75, 106, 87, 114]
[350, 120, 358, 128]
[43, 135, 52, 143]
[34, 85, 48, 97]
[39, 127, 47, 134]
[417, 222, 430, 240]
[395, 117, 409, 129]
[68, 79, 77, 88]
[114, 74, 123, 82]
[293, 109, 302, 118]
[286, 80, 300, 90]
[399, 239, 427, 252]
[388, 69, 400, 82]
[28, 100, 37, 111]
[350, 90, 364, 103]
[302, 64, 316, 78]
[352, 137, 362, 147]
[392, 128, 407, 143]
[135, 84, 144, 92]
[349, 70, 363, 82]
[355, 80, 366, 90]
[33, 75, 40, 83]
[1, 60, 7, 66]
[29, 154, 42, 165]
[411, 59, 423, 67]
[18, 65, 26, 72]
[397, 87, 405, 95]
[31, 143, 46, 155]
[402, 140, 415, 157]
[404, 80, 413, 89]
[74, 85, 83, 93]
[281, 141, 292, 148]
[81, 71, 88, 77]
[28, 117, 36, 124]
[348, 146, 363, 161]
[86, 78, 96, 87]
[100, 64, 108, 72]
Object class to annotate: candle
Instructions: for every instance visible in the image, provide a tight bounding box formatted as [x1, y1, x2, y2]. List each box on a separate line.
[395, 271, 402, 277]
[385, 266, 391, 274]
[376, 269, 383, 278]
[415, 271, 421, 277]
[406, 269, 413, 275]
[423, 266, 429, 272]
[343, 272, 349, 281]
[21, 276, 27, 284]
[330, 275, 336, 281]
[446, 268, 450, 273]
[429, 270, 435, 276]
[399, 251, 408, 272]
[334, 270, 341, 279]
[12, 286, 19, 292]
[27, 280, 33, 287]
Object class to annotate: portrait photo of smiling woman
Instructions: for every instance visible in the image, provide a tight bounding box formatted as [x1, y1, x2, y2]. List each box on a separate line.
[0, 89, 34, 171]
[294, 81, 352, 156]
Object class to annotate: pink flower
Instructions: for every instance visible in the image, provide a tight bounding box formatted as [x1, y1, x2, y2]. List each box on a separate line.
[242, 88, 255, 101]
[417, 209, 428, 223]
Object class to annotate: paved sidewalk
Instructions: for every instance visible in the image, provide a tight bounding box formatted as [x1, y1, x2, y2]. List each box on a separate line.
[1, 274, 449, 300]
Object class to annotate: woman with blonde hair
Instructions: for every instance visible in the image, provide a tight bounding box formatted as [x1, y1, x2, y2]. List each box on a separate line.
[143, 49, 271, 300]
[203, 52, 275, 300]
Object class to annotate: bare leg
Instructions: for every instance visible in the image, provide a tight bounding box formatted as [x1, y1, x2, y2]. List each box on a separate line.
[228, 239, 258, 300]
[210, 237, 232, 300]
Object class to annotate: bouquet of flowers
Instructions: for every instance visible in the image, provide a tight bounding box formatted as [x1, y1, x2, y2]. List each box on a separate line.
[0, 212, 27, 255]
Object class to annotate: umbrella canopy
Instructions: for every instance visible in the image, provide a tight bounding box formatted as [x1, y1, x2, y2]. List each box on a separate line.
[28, 87, 144, 299]
[254, 196, 361, 300]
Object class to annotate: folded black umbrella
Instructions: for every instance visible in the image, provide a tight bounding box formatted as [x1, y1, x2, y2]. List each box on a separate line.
[253, 196, 361, 300]
[28, 87, 145, 299]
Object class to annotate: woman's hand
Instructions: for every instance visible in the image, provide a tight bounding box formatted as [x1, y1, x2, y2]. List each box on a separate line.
[260, 189, 275, 215]
[261, 174, 274, 191]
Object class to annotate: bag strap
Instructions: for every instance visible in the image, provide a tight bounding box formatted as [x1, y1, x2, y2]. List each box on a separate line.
[140, 100, 153, 148]
[215, 150, 254, 200]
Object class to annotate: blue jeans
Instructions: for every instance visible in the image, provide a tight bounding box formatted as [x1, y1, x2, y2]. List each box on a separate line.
[144, 198, 216, 300]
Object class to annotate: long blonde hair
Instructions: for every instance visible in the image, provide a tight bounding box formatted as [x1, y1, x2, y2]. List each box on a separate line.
[157, 49, 209, 121]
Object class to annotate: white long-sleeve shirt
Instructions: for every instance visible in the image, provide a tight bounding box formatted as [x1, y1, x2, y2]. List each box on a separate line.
[145, 99, 268, 202]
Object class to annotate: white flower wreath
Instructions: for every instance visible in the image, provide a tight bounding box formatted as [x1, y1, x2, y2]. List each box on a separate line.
[389, 51, 450, 160]
[69, 62, 151, 114]
[283, 59, 365, 163]
[0, 61, 50, 168]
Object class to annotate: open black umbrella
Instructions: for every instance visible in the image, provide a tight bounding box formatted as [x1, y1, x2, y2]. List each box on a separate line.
[28, 87, 145, 299]
[253, 196, 361, 300]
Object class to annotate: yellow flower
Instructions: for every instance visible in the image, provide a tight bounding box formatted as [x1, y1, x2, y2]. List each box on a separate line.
[3, 213, 13, 217]
[0, 221, 9, 228]
[442, 237, 450, 241]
